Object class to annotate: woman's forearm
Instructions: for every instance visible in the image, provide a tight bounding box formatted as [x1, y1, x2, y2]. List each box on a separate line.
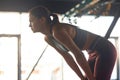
[74, 51, 94, 80]
[56, 48, 85, 79]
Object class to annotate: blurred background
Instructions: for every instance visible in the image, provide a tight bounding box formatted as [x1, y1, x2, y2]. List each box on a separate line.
[0, 0, 120, 80]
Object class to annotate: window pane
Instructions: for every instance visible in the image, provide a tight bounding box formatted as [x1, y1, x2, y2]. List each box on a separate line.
[109, 38, 117, 79]
[0, 12, 20, 34]
[0, 37, 18, 80]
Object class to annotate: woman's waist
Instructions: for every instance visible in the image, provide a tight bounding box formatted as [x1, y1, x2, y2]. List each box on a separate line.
[82, 33, 99, 50]
[87, 35, 103, 51]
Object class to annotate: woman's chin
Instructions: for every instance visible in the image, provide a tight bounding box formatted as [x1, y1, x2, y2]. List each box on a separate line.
[33, 30, 39, 33]
[31, 29, 36, 33]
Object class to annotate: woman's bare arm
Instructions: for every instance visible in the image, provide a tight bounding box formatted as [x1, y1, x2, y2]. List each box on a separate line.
[53, 29, 95, 80]
[44, 36, 85, 80]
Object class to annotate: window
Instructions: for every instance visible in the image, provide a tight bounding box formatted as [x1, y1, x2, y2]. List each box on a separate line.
[0, 12, 119, 80]
[0, 35, 20, 80]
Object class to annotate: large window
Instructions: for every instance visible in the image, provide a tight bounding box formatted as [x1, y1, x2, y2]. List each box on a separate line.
[0, 12, 119, 80]
[0, 35, 20, 80]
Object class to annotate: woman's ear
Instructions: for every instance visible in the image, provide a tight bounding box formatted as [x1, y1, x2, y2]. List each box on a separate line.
[39, 17, 46, 24]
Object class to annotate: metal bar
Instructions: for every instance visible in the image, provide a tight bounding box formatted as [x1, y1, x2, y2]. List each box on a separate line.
[104, 6, 120, 39]
[26, 45, 48, 80]
[0, 34, 20, 37]
[18, 35, 21, 80]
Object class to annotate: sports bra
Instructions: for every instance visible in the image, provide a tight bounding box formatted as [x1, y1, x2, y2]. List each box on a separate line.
[73, 26, 87, 49]
[49, 24, 87, 52]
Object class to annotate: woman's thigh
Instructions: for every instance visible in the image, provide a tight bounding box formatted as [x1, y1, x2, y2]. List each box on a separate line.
[94, 51, 117, 80]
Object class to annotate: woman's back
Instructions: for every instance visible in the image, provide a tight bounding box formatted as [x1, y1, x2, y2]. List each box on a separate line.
[52, 23, 98, 50]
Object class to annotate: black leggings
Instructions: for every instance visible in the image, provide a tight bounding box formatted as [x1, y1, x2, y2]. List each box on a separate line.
[88, 37, 117, 80]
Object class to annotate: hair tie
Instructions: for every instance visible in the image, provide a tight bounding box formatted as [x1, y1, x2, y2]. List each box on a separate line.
[48, 13, 59, 25]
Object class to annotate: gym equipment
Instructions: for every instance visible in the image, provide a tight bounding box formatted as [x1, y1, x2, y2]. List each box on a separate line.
[26, 45, 48, 80]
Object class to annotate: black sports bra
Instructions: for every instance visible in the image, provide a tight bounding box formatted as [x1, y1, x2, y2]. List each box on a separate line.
[73, 26, 87, 49]
[49, 24, 87, 51]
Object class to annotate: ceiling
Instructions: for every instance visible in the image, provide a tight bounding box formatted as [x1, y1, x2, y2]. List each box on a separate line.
[0, 0, 80, 14]
[0, 0, 119, 16]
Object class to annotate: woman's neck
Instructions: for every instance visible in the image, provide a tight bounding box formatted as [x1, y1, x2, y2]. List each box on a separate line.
[41, 24, 52, 36]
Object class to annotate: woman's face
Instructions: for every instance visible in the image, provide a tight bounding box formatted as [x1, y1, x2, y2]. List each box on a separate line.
[29, 14, 42, 33]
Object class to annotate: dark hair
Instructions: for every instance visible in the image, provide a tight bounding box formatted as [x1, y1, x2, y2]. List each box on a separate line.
[49, 13, 59, 25]
[29, 6, 59, 25]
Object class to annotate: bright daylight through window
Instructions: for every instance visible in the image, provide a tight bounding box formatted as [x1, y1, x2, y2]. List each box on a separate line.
[0, 12, 119, 80]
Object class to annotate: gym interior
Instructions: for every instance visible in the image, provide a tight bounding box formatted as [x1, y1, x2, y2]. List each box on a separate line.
[0, 0, 120, 80]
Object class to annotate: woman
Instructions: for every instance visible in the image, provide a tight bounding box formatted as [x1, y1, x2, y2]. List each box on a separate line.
[29, 6, 117, 80]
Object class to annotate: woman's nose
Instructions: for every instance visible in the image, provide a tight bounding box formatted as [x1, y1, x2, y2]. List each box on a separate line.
[29, 23, 31, 27]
